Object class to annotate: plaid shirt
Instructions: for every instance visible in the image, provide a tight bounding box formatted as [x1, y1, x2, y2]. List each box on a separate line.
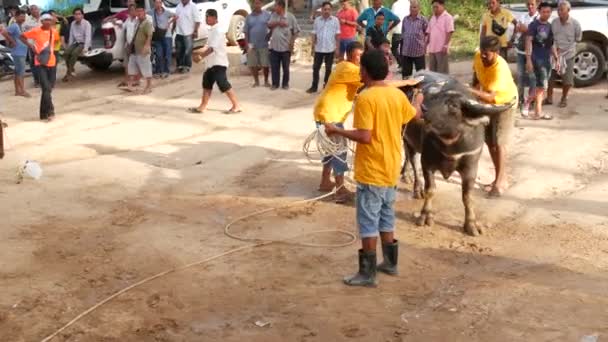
[401, 14, 428, 57]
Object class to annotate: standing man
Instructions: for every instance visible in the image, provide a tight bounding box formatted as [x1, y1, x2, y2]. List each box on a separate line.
[390, 0, 409, 70]
[325, 49, 422, 287]
[1, 9, 30, 97]
[150, 0, 175, 78]
[480, 0, 518, 60]
[175, 0, 201, 74]
[307, 1, 341, 94]
[427, 0, 454, 74]
[365, 12, 387, 50]
[357, 0, 400, 38]
[526, 2, 556, 120]
[336, 0, 358, 60]
[513, 0, 537, 116]
[189, 9, 241, 114]
[118, 3, 138, 88]
[469, 36, 518, 197]
[63, 8, 91, 82]
[400, 0, 427, 78]
[268, 0, 300, 90]
[24, 5, 41, 87]
[127, 3, 154, 94]
[21, 13, 60, 122]
[547, 0, 581, 108]
[244, 0, 271, 88]
[313, 41, 364, 201]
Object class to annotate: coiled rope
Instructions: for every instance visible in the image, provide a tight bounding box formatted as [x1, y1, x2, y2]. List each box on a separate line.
[302, 125, 354, 165]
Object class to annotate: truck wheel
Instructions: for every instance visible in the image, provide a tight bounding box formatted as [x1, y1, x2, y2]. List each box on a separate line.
[227, 14, 246, 46]
[573, 41, 605, 88]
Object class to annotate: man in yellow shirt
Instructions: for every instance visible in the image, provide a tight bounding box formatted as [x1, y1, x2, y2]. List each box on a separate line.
[326, 49, 423, 287]
[469, 36, 518, 197]
[313, 41, 364, 202]
[480, 0, 518, 59]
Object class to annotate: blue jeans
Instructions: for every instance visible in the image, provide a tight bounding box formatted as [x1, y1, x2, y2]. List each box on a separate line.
[269, 50, 291, 88]
[339, 38, 356, 57]
[14, 56, 26, 77]
[315, 121, 348, 176]
[356, 183, 397, 238]
[516, 53, 536, 104]
[153, 37, 172, 74]
[175, 34, 193, 69]
[533, 58, 551, 89]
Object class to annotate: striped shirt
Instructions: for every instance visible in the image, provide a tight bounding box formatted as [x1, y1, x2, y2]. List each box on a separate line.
[312, 15, 341, 53]
[400, 14, 428, 57]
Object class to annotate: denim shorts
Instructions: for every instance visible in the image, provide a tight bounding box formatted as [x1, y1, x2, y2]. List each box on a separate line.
[339, 38, 356, 56]
[533, 59, 551, 89]
[315, 121, 348, 176]
[356, 183, 397, 238]
[14, 56, 26, 77]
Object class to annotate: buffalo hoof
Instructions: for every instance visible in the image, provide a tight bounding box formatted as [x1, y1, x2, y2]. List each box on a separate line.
[416, 212, 434, 227]
[463, 221, 484, 236]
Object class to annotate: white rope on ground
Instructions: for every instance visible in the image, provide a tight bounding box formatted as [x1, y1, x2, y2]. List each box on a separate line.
[40, 189, 357, 342]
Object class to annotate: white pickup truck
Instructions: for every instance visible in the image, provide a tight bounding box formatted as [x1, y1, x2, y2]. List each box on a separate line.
[505, 0, 608, 87]
[81, 0, 251, 71]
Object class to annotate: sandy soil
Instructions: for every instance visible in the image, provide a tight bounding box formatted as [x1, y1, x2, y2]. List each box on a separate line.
[1, 53, 608, 342]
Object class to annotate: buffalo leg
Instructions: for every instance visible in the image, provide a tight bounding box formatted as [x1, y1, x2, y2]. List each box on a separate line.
[416, 167, 435, 227]
[410, 149, 423, 199]
[461, 175, 483, 236]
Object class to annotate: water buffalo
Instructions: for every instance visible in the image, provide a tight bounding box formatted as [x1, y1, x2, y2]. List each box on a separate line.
[399, 71, 515, 236]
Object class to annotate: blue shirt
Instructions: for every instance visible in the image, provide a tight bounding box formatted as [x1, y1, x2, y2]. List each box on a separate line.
[528, 19, 553, 63]
[7, 23, 28, 57]
[357, 7, 399, 33]
[244, 10, 271, 49]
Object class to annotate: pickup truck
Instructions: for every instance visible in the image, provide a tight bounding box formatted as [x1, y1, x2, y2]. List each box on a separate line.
[505, 0, 608, 87]
[81, 0, 251, 71]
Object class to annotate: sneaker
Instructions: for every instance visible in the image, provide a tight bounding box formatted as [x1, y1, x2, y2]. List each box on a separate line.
[162, 73, 169, 79]
[282, 85, 289, 90]
[306, 87, 317, 94]
[270, 86, 279, 91]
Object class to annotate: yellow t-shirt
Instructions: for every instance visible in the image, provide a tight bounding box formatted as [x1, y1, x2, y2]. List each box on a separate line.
[313, 61, 363, 123]
[353, 86, 416, 187]
[481, 9, 515, 47]
[473, 51, 518, 105]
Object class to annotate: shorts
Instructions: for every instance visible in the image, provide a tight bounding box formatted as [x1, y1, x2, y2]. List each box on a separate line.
[550, 57, 575, 86]
[315, 121, 348, 176]
[339, 38, 356, 56]
[356, 183, 397, 238]
[247, 47, 269, 67]
[14, 56, 26, 77]
[202, 65, 232, 92]
[128, 54, 153, 78]
[532, 58, 551, 89]
[485, 106, 515, 147]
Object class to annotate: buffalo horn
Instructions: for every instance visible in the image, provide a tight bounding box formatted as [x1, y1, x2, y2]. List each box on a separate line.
[461, 97, 516, 117]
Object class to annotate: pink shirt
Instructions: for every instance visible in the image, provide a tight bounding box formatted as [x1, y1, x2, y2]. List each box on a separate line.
[427, 11, 454, 54]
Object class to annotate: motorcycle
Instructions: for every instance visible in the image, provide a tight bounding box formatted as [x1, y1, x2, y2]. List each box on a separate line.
[0, 44, 15, 78]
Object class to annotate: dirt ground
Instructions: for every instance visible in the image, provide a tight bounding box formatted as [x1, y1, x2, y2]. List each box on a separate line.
[1, 53, 608, 342]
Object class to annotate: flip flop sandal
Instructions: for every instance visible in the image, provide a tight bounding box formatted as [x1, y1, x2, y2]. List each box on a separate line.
[187, 107, 203, 114]
[116, 81, 128, 87]
[558, 99, 567, 108]
[541, 114, 553, 120]
[488, 187, 503, 198]
[223, 109, 243, 114]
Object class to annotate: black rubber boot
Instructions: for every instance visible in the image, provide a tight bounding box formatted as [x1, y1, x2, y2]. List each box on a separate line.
[377, 239, 399, 275]
[343, 249, 378, 287]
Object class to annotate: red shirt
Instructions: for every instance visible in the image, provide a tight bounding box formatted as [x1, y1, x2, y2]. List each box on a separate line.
[337, 8, 358, 40]
[115, 9, 130, 22]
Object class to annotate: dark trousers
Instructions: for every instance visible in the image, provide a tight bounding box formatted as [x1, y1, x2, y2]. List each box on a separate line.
[153, 37, 172, 74]
[39, 66, 55, 120]
[391, 33, 402, 68]
[28, 49, 40, 85]
[311, 52, 334, 90]
[269, 50, 291, 88]
[401, 55, 426, 78]
[175, 34, 193, 69]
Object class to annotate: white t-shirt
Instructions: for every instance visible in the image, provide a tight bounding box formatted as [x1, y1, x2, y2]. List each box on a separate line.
[175, 0, 201, 36]
[207, 25, 228, 67]
[515, 11, 538, 55]
[124, 16, 138, 44]
[391, 0, 410, 35]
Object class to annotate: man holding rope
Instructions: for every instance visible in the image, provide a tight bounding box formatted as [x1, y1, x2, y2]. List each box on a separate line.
[325, 49, 423, 287]
[314, 41, 364, 203]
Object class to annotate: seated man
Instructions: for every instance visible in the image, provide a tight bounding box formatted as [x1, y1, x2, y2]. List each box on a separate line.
[468, 36, 518, 197]
[313, 41, 364, 202]
[63, 7, 91, 81]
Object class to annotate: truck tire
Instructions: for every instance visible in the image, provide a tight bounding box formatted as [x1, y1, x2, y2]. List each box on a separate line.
[227, 14, 246, 46]
[573, 41, 605, 87]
